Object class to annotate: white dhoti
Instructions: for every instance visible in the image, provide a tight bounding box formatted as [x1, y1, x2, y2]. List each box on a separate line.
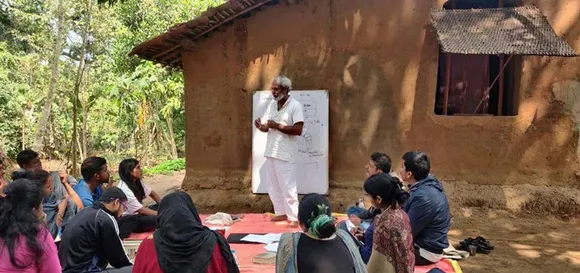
[265, 157, 298, 221]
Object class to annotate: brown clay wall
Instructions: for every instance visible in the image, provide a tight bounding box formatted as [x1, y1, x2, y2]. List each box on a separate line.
[181, 0, 580, 212]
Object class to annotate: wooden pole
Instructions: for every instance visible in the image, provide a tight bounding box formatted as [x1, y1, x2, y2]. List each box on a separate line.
[443, 54, 451, 115]
[498, 55, 505, 115]
[473, 54, 513, 114]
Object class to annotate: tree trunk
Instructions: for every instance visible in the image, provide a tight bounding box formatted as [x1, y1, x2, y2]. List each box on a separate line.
[166, 116, 178, 159]
[34, 0, 65, 152]
[71, 0, 93, 176]
[81, 68, 89, 160]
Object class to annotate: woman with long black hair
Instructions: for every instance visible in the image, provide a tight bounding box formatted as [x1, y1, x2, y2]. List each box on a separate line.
[12, 169, 75, 238]
[364, 173, 414, 273]
[0, 179, 61, 272]
[132, 191, 240, 273]
[116, 158, 161, 238]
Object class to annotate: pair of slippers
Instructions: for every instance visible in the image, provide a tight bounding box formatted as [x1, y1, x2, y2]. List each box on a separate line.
[458, 236, 495, 254]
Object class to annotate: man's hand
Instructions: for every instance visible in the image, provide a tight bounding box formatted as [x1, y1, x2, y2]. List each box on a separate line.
[266, 120, 279, 129]
[353, 227, 365, 242]
[349, 215, 362, 227]
[59, 170, 69, 185]
[56, 195, 70, 227]
[254, 118, 262, 129]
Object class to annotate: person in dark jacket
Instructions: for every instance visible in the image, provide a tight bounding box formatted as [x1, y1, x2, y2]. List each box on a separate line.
[399, 151, 450, 265]
[58, 187, 133, 273]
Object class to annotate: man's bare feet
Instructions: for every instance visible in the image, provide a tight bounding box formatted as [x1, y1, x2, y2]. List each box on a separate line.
[288, 221, 299, 228]
[271, 215, 288, 222]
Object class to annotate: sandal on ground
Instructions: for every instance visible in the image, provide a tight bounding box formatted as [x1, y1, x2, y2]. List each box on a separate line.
[475, 236, 495, 250]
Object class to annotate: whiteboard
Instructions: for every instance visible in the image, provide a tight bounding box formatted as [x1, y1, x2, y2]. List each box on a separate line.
[252, 90, 329, 194]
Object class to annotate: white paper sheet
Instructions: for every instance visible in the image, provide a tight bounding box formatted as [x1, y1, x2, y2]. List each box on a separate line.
[265, 242, 279, 253]
[241, 234, 275, 244]
[262, 233, 282, 242]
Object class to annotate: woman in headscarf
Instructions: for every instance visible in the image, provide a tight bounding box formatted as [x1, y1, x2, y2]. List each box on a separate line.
[364, 173, 414, 273]
[132, 191, 240, 273]
[276, 193, 367, 273]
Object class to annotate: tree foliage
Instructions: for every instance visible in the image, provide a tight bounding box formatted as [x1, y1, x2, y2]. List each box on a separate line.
[0, 0, 225, 171]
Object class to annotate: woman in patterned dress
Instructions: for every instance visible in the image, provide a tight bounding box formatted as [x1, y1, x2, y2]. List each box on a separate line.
[364, 173, 415, 273]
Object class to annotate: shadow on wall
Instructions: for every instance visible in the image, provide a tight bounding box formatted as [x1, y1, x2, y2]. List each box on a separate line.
[183, 0, 434, 211]
[407, 0, 580, 193]
[239, 0, 437, 180]
[183, 0, 580, 213]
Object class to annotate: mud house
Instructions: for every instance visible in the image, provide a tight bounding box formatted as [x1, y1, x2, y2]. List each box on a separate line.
[131, 0, 580, 211]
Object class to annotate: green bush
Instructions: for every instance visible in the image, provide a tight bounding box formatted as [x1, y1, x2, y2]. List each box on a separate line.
[144, 158, 185, 176]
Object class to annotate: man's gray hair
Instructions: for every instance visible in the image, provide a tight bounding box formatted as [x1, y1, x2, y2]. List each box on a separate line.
[272, 76, 292, 91]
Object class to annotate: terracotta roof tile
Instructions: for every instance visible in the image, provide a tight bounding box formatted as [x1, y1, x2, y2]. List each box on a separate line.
[129, 0, 274, 69]
[430, 6, 578, 56]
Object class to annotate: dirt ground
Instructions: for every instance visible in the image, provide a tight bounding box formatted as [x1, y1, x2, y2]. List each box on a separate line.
[144, 174, 580, 273]
[448, 208, 579, 273]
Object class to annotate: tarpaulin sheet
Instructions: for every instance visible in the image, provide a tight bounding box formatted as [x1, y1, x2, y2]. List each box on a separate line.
[125, 214, 460, 273]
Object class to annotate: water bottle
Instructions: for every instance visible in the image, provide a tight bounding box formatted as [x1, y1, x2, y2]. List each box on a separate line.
[231, 249, 240, 267]
[358, 198, 365, 209]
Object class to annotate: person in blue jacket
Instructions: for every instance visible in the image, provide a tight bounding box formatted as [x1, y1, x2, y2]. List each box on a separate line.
[398, 151, 450, 265]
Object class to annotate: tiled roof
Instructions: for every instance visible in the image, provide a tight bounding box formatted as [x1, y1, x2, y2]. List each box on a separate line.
[430, 6, 578, 56]
[129, 0, 274, 69]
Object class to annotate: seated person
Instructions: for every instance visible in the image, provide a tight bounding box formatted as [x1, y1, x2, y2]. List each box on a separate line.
[58, 187, 133, 273]
[398, 151, 450, 266]
[337, 152, 391, 263]
[13, 149, 83, 239]
[12, 170, 57, 223]
[0, 179, 61, 273]
[133, 191, 239, 273]
[116, 158, 160, 238]
[364, 173, 414, 273]
[347, 152, 392, 231]
[276, 194, 367, 273]
[74, 156, 110, 207]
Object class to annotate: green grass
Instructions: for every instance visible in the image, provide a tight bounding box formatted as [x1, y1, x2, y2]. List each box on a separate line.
[144, 158, 185, 176]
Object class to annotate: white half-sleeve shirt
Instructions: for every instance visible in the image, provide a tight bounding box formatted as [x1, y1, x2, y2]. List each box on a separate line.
[262, 97, 305, 163]
[117, 180, 152, 215]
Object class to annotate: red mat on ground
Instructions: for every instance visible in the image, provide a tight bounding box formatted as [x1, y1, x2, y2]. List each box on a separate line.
[125, 214, 459, 273]
[414, 259, 458, 273]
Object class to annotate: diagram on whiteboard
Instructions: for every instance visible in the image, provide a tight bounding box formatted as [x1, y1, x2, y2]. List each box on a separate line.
[252, 90, 329, 195]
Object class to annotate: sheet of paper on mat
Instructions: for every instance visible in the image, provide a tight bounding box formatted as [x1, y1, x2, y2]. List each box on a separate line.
[263, 233, 282, 242]
[265, 242, 279, 253]
[241, 233, 283, 244]
[241, 234, 275, 244]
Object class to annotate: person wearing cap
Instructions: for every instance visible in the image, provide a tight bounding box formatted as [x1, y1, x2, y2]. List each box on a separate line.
[58, 187, 133, 273]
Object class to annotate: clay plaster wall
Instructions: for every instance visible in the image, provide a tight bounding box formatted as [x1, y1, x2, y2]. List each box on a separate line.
[180, 0, 580, 212]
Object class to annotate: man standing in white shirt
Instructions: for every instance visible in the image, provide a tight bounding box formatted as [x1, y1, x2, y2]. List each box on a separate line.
[254, 76, 304, 228]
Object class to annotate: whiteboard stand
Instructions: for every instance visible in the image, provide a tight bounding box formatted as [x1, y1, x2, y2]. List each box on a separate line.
[252, 90, 329, 195]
